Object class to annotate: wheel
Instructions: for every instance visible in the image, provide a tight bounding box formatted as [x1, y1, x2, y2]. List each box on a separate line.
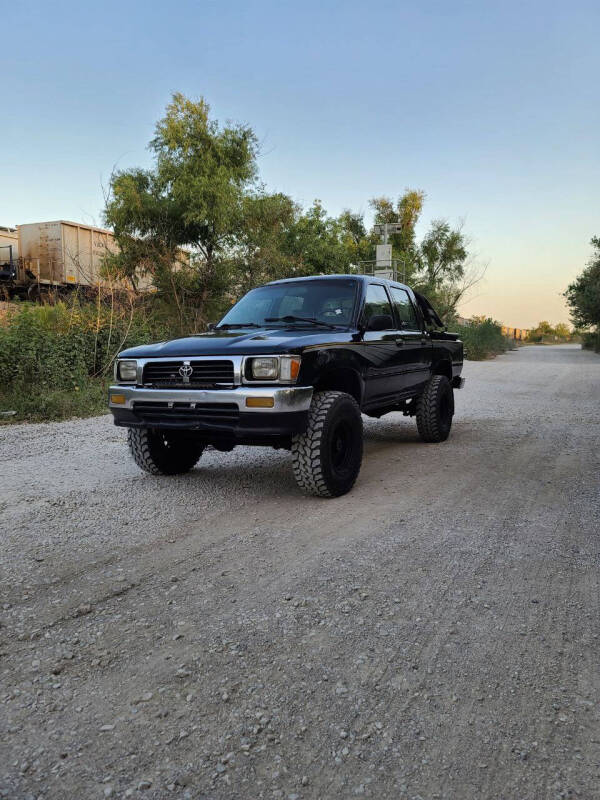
[40, 288, 57, 305]
[416, 375, 454, 443]
[127, 428, 204, 475]
[27, 284, 42, 303]
[291, 391, 363, 498]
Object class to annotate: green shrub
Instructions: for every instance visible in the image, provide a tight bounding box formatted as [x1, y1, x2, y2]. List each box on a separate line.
[582, 331, 600, 352]
[0, 298, 178, 422]
[454, 317, 512, 360]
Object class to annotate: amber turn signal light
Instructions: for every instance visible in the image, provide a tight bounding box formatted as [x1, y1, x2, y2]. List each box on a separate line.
[245, 396, 275, 408]
[110, 394, 126, 405]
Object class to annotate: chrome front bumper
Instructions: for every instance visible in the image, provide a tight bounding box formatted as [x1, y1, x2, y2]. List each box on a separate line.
[108, 384, 313, 413]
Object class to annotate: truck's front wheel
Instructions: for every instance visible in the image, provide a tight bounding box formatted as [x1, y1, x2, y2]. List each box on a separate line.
[415, 375, 454, 443]
[127, 428, 204, 475]
[291, 391, 363, 498]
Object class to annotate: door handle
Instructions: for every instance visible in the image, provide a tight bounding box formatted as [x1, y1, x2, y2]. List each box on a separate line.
[394, 337, 404, 347]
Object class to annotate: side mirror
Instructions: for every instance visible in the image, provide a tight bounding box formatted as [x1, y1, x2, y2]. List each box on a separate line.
[366, 314, 394, 331]
[207, 322, 216, 331]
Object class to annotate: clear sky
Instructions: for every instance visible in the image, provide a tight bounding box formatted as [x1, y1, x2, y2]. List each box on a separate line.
[3, 0, 599, 327]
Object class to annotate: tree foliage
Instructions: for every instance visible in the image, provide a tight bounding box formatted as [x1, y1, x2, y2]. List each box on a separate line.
[564, 236, 600, 330]
[103, 94, 480, 330]
[527, 321, 574, 342]
[104, 93, 261, 327]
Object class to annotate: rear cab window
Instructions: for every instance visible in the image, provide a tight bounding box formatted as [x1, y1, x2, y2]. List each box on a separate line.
[389, 286, 421, 330]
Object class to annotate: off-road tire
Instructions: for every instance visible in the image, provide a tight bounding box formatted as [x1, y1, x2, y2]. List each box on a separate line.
[416, 375, 454, 443]
[291, 391, 363, 498]
[127, 428, 204, 475]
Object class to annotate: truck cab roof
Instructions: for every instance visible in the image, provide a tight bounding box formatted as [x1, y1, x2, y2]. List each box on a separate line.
[266, 273, 414, 292]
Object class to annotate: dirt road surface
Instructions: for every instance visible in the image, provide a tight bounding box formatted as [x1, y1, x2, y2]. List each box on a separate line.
[1, 344, 599, 800]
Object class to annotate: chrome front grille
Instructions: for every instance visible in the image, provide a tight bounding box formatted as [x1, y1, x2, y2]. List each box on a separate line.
[142, 359, 235, 388]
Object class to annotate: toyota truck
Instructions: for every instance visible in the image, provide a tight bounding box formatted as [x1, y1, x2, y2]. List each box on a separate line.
[109, 275, 465, 497]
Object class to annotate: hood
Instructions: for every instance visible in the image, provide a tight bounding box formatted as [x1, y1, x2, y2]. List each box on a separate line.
[119, 326, 354, 358]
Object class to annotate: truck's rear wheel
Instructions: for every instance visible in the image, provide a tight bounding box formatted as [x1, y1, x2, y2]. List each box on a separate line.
[127, 428, 204, 475]
[416, 375, 454, 443]
[291, 391, 363, 498]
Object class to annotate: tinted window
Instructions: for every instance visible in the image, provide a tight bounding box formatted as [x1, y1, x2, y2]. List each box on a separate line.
[390, 287, 419, 329]
[364, 284, 394, 328]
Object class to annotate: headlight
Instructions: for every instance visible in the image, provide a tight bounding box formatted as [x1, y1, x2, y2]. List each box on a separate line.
[251, 357, 279, 380]
[246, 355, 301, 382]
[117, 360, 137, 382]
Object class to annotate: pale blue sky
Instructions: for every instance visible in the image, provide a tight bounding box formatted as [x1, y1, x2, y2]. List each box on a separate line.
[2, 0, 599, 326]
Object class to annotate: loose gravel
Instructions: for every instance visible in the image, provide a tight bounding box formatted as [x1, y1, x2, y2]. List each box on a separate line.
[1, 344, 599, 800]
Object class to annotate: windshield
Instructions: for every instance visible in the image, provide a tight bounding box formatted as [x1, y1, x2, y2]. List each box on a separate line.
[218, 279, 358, 328]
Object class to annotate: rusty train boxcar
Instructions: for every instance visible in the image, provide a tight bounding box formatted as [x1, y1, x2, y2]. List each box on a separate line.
[18, 220, 118, 287]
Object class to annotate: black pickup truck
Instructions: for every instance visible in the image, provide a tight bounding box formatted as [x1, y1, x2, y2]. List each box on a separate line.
[109, 275, 464, 497]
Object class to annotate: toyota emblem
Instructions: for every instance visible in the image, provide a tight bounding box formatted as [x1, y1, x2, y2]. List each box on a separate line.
[178, 364, 193, 378]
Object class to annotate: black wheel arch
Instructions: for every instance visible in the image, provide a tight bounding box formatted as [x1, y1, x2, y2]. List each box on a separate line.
[298, 347, 365, 407]
[431, 358, 453, 382]
[314, 366, 364, 406]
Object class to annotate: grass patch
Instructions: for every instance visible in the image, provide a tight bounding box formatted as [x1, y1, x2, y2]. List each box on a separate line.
[0, 378, 110, 424]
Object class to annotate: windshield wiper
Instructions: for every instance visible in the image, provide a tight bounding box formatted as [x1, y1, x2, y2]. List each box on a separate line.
[216, 322, 261, 329]
[264, 315, 340, 330]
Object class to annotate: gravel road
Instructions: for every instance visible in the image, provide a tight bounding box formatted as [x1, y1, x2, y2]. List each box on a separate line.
[1, 344, 599, 800]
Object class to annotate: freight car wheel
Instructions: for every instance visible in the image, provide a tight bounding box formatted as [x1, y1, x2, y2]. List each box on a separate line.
[27, 285, 42, 303]
[127, 428, 204, 475]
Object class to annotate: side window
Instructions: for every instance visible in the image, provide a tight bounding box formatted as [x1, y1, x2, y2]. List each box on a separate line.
[390, 287, 420, 329]
[363, 284, 394, 329]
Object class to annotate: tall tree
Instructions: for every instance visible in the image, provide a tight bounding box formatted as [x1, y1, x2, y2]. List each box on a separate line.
[280, 201, 350, 276]
[231, 192, 299, 294]
[337, 209, 373, 265]
[564, 236, 600, 330]
[418, 220, 467, 288]
[104, 93, 260, 326]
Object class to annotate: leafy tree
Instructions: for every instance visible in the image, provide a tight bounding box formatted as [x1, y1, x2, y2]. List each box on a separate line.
[280, 201, 351, 277]
[337, 210, 374, 265]
[533, 320, 555, 336]
[231, 192, 299, 295]
[418, 220, 467, 288]
[526, 320, 573, 342]
[104, 94, 371, 327]
[553, 323, 571, 339]
[103, 94, 482, 329]
[564, 236, 600, 330]
[104, 93, 261, 327]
